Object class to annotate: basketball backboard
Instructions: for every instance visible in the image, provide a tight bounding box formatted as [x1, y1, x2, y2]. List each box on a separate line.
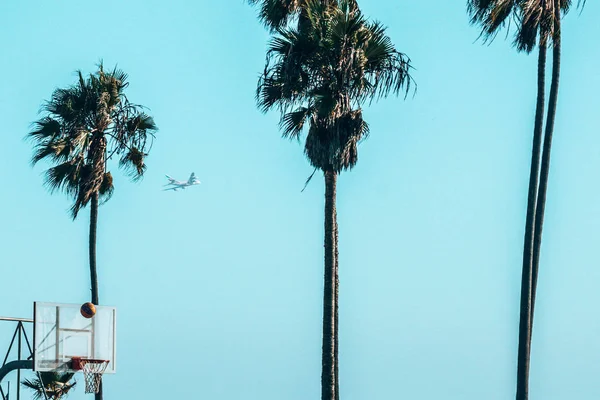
[33, 302, 116, 373]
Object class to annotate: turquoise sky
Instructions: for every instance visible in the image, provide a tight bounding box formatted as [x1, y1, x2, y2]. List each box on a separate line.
[1, 1, 599, 399]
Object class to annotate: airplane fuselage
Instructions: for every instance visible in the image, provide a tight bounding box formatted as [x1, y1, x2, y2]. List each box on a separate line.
[163, 173, 201, 191]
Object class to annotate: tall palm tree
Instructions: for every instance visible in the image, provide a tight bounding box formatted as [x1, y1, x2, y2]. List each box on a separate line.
[22, 372, 77, 400]
[28, 64, 157, 400]
[256, 2, 413, 399]
[467, 1, 581, 398]
[247, 3, 355, 397]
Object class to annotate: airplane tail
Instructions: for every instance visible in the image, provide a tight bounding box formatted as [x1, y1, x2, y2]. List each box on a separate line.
[187, 172, 196, 185]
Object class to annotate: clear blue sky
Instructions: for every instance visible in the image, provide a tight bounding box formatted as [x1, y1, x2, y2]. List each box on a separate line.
[1, 1, 599, 399]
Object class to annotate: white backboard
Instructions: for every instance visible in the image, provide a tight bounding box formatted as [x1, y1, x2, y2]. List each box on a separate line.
[33, 302, 116, 373]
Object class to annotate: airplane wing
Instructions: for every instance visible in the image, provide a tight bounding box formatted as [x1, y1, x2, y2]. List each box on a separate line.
[162, 186, 180, 191]
[165, 174, 178, 183]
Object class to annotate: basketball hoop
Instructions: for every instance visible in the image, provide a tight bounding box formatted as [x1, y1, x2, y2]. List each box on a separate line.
[71, 357, 109, 394]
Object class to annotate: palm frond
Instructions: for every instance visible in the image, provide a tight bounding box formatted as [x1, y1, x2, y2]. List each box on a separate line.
[300, 167, 318, 192]
[107, 64, 129, 91]
[70, 165, 94, 219]
[467, 0, 515, 37]
[32, 137, 78, 165]
[129, 114, 157, 133]
[516, 0, 552, 51]
[249, 0, 299, 31]
[119, 146, 146, 180]
[363, 21, 414, 99]
[27, 117, 61, 142]
[257, 76, 289, 113]
[22, 378, 45, 400]
[280, 106, 314, 139]
[44, 160, 82, 195]
[99, 172, 115, 204]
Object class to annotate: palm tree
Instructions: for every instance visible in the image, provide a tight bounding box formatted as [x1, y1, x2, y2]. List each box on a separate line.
[467, 1, 582, 398]
[22, 372, 77, 400]
[247, 3, 355, 397]
[28, 64, 157, 400]
[256, 2, 413, 399]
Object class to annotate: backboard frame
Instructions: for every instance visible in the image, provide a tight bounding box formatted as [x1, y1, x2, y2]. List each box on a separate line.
[32, 302, 117, 374]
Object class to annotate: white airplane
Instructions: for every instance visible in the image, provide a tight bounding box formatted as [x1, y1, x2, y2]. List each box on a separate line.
[163, 173, 201, 191]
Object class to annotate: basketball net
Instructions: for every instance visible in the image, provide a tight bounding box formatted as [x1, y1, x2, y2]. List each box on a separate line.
[72, 357, 109, 394]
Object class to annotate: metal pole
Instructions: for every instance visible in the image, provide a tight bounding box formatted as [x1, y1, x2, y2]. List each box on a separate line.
[0, 318, 32, 324]
[55, 307, 60, 365]
[16, 324, 21, 400]
[91, 311, 96, 358]
[0, 360, 33, 384]
[32, 303, 36, 370]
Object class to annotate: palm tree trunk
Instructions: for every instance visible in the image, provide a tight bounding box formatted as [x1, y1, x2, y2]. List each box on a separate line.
[530, 3, 562, 352]
[322, 169, 337, 400]
[334, 210, 339, 400]
[528, 42, 548, 334]
[515, 42, 547, 400]
[89, 192, 103, 400]
[95, 382, 103, 400]
[90, 192, 99, 305]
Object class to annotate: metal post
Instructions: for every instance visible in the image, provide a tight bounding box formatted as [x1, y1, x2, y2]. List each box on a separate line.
[55, 307, 60, 364]
[0, 318, 33, 323]
[32, 302, 37, 370]
[91, 311, 96, 358]
[0, 360, 33, 385]
[16, 324, 21, 400]
[112, 308, 116, 370]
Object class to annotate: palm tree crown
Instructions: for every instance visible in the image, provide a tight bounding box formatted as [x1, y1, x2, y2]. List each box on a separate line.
[257, 0, 413, 172]
[467, 0, 576, 51]
[28, 64, 157, 218]
[248, 0, 357, 31]
[22, 372, 77, 400]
